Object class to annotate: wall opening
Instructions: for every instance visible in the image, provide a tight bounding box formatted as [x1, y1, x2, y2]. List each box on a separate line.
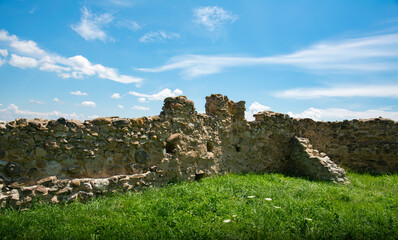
[166, 142, 176, 154]
[195, 172, 205, 180]
[235, 145, 241, 152]
[206, 141, 213, 152]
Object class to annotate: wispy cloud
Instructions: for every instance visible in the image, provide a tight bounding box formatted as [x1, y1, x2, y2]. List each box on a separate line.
[0, 104, 81, 121]
[29, 99, 45, 105]
[79, 101, 96, 108]
[71, 7, 113, 41]
[288, 107, 398, 121]
[0, 29, 142, 84]
[118, 104, 124, 109]
[137, 32, 398, 78]
[111, 93, 121, 99]
[107, 0, 134, 7]
[275, 84, 398, 99]
[193, 6, 238, 31]
[131, 105, 149, 111]
[129, 88, 183, 102]
[139, 31, 180, 43]
[70, 90, 88, 96]
[116, 20, 141, 31]
[245, 102, 271, 121]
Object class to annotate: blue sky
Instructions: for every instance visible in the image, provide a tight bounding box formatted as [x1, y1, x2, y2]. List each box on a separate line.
[1, 0, 398, 121]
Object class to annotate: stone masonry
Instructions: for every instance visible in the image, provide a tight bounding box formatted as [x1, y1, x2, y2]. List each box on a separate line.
[0, 94, 397, 208]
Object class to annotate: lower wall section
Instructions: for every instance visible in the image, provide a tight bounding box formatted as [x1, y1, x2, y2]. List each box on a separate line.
[0, 172, 158, 208]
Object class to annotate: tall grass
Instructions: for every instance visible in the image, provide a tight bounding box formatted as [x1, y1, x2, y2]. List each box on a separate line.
[0, 172, 397, 239]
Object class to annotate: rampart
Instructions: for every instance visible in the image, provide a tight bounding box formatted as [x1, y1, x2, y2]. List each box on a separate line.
[0, 94, 397, 207]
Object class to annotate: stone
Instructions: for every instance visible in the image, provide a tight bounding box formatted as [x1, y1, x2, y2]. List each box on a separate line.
[66, 166, 82, 175]
[92, 179, 109, 192]
[5, 162, 25, 178]
[45, 161, 62, 176]
[36, 159, 47, 168]
[56, 187, 72, 195]
[90, 117, 112, 125]
[37, 176, 57, 186]
[51, 195, 59, 203]
[36, 185, 48, 195]
[35, 147, 47, 158]
[134, 150, 150, 164]
[71, 179, 81, 187]
[113, 118, 130, 127]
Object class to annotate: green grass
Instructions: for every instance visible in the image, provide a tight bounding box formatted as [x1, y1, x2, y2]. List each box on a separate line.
[0, 173, 397, 240]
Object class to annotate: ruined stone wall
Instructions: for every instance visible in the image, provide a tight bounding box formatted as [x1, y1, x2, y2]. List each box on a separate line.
[253, 111, 398, 173]
[293, 118, 398, 173]
[0, 94, 396, 207]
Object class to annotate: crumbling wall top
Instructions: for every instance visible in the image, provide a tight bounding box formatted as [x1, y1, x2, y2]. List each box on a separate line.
[205, 94, 245, 120]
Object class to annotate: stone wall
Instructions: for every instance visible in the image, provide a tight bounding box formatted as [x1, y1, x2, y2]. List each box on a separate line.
[0, 94, 396, 207]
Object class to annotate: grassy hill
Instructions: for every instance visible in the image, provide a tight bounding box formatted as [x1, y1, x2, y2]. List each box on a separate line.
[0, 172, 397, 239]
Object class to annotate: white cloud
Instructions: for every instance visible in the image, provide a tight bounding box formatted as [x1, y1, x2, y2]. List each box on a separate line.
[10, 39, 46, 57]
[193, 6, 238, 31]
[29, 99, 45, 105]
[71, 7, 113, 41]
[131, 105, 149, 111]
[118, 104, 124, 109]
[9, 54, 39, 69]
[80, 101, 96, 108]
[111, 93, 121, 99]
[0, 104, 81, 121]
[275, 84, 398, 99]
[67, 55, 142, 83]
[0, 49, 8, 67]
[70, 90, 88, 96]
[137, 32, 398, 78]
[139, 31, 180, 43]
[0, 49, 8, 57]
[245, 102, 271, 121]
[128, 88, 183, 102]
[53, 98, 64, 104]
[0, 29, 143, 84]
[288, 107, 398, 121]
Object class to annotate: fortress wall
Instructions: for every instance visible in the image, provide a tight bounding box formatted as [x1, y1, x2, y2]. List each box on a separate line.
[0, 94, 396, 207]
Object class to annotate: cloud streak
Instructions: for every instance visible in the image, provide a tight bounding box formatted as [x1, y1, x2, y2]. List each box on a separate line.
[137, 32, 398, 78]
[0, 29, 142, 84]
[70, 90, 88, 96]
[0, 104, 81, 121]
[275, 84, 398, 99]
[139, 31, 180, 43]
[131, 105, 149, 111]
[128, 88, 183, 102]
[79, 101, 96, 108]
[288, 107, 398, 121]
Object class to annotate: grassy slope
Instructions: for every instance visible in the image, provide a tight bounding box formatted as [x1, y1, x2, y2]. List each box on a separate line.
[0, 173, 397, 240]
